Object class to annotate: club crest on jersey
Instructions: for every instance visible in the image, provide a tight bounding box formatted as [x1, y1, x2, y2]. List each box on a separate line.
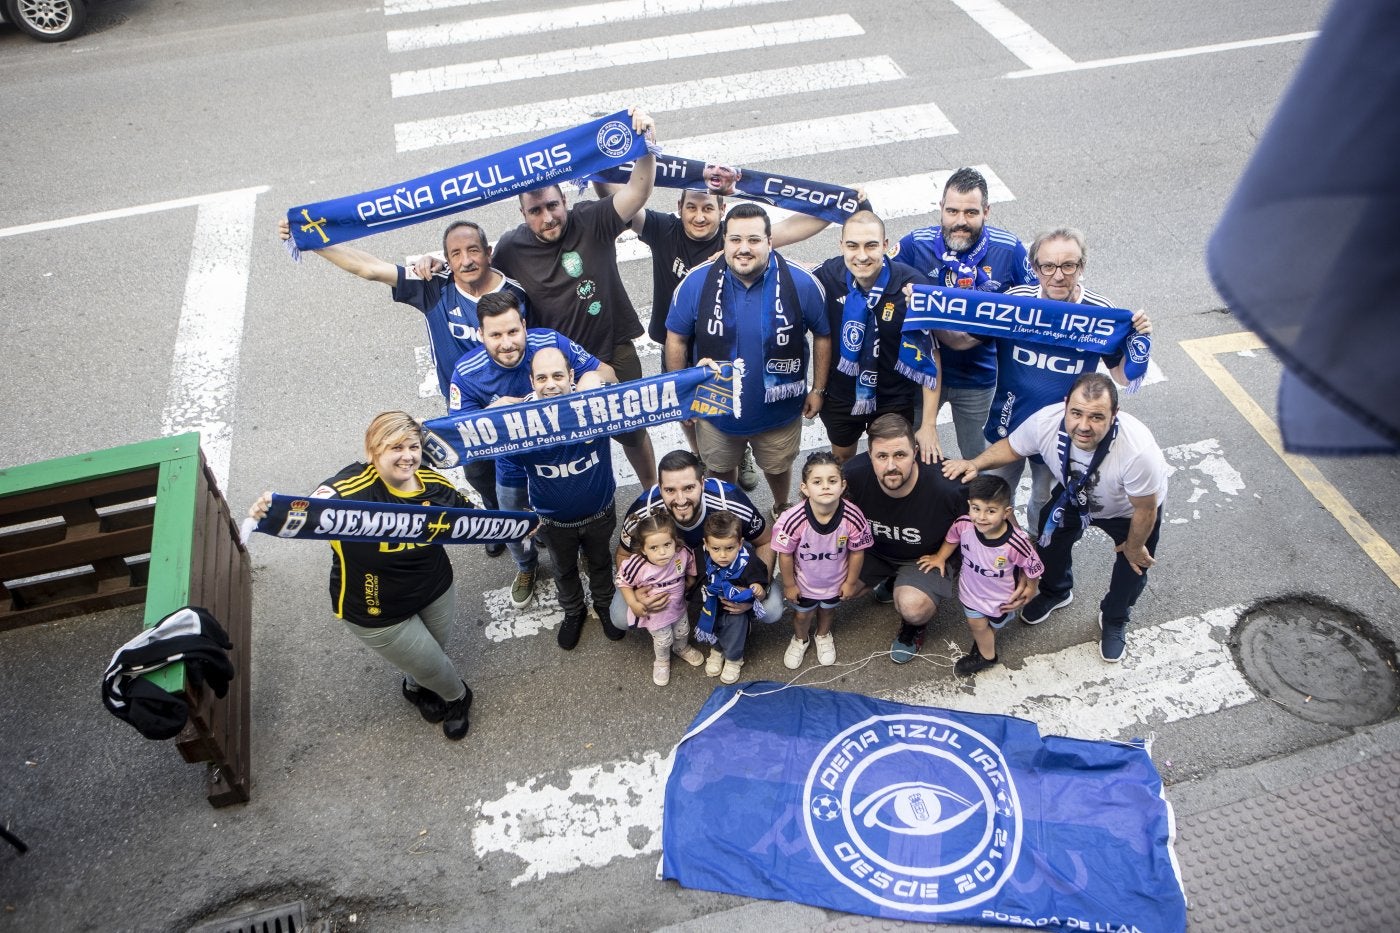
[882, 301, 895, 322]
[994, 555, 1007, 569]
[561, 251, 584, 278]
[837, 535, 848, 550]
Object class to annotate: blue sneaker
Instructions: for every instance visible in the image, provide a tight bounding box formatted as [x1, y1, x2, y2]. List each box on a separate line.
[1021, 591, 1073, 625]
[1099, 612, 1127, 663]
[873, 576, 895, 604]
[890, 623, 925, 663]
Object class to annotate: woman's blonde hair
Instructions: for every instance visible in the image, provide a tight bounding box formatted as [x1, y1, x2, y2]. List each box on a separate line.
[363, 411, 423, 462]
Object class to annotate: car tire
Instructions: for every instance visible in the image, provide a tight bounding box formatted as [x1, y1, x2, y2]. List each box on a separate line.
[4, 0, 88, 42]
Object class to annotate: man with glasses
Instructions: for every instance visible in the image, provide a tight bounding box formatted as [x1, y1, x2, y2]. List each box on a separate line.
[890, 167, 1037, 463]
[939, 228, 1152, 534]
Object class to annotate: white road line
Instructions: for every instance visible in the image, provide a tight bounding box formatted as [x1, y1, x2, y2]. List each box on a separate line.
[892, 606, 1252, 739]
[160, 190, 262, 492]
[470, 607, 1252, 881]
[1164, 438, 1245, 515]
[662, 104, 958, 167]
[0, 185, 271, 239]
[481, 576, 567, 642]
[1005, 31, 1318, 79]
[947, 0, 1075, 71]
[395, 57, 906, 152]
[388, 0, 794, 53]
[384, 0, 501, 14]
[391, 16, 863, 97]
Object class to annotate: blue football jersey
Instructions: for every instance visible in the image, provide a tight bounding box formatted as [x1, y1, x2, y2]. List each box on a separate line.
[516, 437, 616, 522]
[447, 329, 599, 413]
[391, 268, 529, 398]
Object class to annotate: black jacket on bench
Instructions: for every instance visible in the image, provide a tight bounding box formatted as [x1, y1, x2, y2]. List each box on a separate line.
[101, 606, 235, 740]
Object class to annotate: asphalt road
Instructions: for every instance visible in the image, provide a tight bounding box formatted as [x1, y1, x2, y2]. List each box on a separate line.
[3, 0, 1397, 930]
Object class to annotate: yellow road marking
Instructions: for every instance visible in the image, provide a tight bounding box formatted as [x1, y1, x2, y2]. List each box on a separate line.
[1181, 332, 1400, 590]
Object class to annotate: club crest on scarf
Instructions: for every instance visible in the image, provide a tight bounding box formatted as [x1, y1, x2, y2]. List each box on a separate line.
[804, 713, 1022, 913]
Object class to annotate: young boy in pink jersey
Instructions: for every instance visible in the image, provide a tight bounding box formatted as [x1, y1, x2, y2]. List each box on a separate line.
[616, 512, 702, 685]
[773, 452, 874, 669]
[921, 475, 1043, 677]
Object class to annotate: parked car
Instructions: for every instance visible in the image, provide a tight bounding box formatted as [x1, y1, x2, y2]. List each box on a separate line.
[1, 0, 88, 42]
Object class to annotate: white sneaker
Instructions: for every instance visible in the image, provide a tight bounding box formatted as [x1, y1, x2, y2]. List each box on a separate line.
[705, 649, 725, 677]
[674, 644, 705, 666]
[814, 633, 836, 666]
[652, 659, 671, 686]
[720, 658, 745, 684]
[738, 448, 760, 492]
[783, 637, 809, 670]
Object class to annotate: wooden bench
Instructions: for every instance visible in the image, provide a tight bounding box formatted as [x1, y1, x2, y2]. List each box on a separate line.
[0, 434, 252, 806]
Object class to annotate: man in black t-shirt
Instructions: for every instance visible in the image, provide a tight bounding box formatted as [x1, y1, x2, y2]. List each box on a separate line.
[844, 414, 969, 664]
[813, 211, 941, 464]
[492, 106, 660, 487]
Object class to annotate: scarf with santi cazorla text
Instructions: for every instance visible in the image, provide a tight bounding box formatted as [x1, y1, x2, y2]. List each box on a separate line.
[695, 253, 806, 404]
[836, 259, 892, 415]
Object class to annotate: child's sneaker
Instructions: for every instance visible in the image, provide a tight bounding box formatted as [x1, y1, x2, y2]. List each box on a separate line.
[783, 637, 809, 670]
[674, 644, 705, 666]
[720, 658, 745, 684]
[954, 645, 999, 677]
[653, 658, 671, 686]
[814, 633, 837, 666]
[705, 649, 725, 677]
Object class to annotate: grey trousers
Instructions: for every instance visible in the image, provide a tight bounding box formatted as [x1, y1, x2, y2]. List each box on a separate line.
[341, 586, 466, 701]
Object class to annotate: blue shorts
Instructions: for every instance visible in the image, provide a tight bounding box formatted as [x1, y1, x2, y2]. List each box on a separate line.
[787, 595, 841, 612]
[964, 608, 1013, 630]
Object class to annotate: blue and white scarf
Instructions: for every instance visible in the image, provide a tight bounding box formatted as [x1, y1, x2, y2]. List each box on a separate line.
[284, 111, 649, 257]
[698, 254, 806, 404]
[591, 157, 861, 224]
[931, 226, 994, 289]
[695, 548, 759, 645]
[903, 285, 1151, 390]
[1039, 421, 1118, 546]
[251, 494, 537, 544]
[422, 366, 740, 468]
[835, 259, 892, 415]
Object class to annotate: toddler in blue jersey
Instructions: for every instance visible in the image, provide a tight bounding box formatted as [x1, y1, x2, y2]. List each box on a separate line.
[772, 452, 874, 669]
[696, 510, 770, 685]
[616, 511, 701, 686]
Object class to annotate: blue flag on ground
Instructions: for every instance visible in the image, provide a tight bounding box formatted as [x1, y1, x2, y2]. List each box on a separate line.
[662, 684, 1186, 933]
[421, 365, 740, 468]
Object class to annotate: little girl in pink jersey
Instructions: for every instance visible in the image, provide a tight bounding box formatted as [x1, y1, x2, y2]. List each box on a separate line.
[772, 452, 873, 669]
[922, 474, 1044, 677]
[616, 512, 701, 686]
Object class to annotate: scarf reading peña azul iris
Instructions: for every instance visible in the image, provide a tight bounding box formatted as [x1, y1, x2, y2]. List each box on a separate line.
[697, 254, 806, 404]
[252, 494, 537, 544]
[903, 284, 1151, 391]
[696, 548, 759, 645]
[591, 157, 861, 224]
[421, 365, 741, 469]
[284, 111, 649, 257]
[836, 259, 892, 415]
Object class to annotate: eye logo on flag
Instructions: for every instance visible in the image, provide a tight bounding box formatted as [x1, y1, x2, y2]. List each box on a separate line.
[802, 713, 1022, 915]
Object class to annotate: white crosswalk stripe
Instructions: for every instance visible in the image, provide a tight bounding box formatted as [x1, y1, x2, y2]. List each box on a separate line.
[395, 56, 907, 152]
[387, 0, 796, 53]
[390, 16, 864, 97]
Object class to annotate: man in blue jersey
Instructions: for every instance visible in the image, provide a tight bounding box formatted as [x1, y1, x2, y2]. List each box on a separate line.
[611, 449, 784, 630]
[937, 228, 1152, 533]
[889, 167, 1036, 463]
[664, 203, 831, 516]
[276, 216, 527, 552]
[449, 291, 613, 610]
[515, 347, 623, 650]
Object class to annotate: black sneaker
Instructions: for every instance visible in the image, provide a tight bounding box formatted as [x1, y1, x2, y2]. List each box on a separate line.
[1099, 612, 1127, 663]
[442, 682, 473, 741]
[402, 679, 447, 724]
[954, 646, 999, 677]
[600, 611, 627, 642]
[873, 576, 896, 604]
[557, 611, 585, 650]
[1021, 591, 1074, 625]
[484, 542, 506, 558]
[890, 623, 925, 664]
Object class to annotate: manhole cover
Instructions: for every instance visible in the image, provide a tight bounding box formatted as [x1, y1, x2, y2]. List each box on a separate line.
[1233, 598, 1399, 727]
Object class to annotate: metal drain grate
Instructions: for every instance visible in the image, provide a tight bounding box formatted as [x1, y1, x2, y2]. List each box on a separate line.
[188, 901, 307, 933]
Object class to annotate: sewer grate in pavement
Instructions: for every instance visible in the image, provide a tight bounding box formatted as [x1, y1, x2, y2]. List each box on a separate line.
[1232, 595, 1399, 727]
[187, 900, 308, 933]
